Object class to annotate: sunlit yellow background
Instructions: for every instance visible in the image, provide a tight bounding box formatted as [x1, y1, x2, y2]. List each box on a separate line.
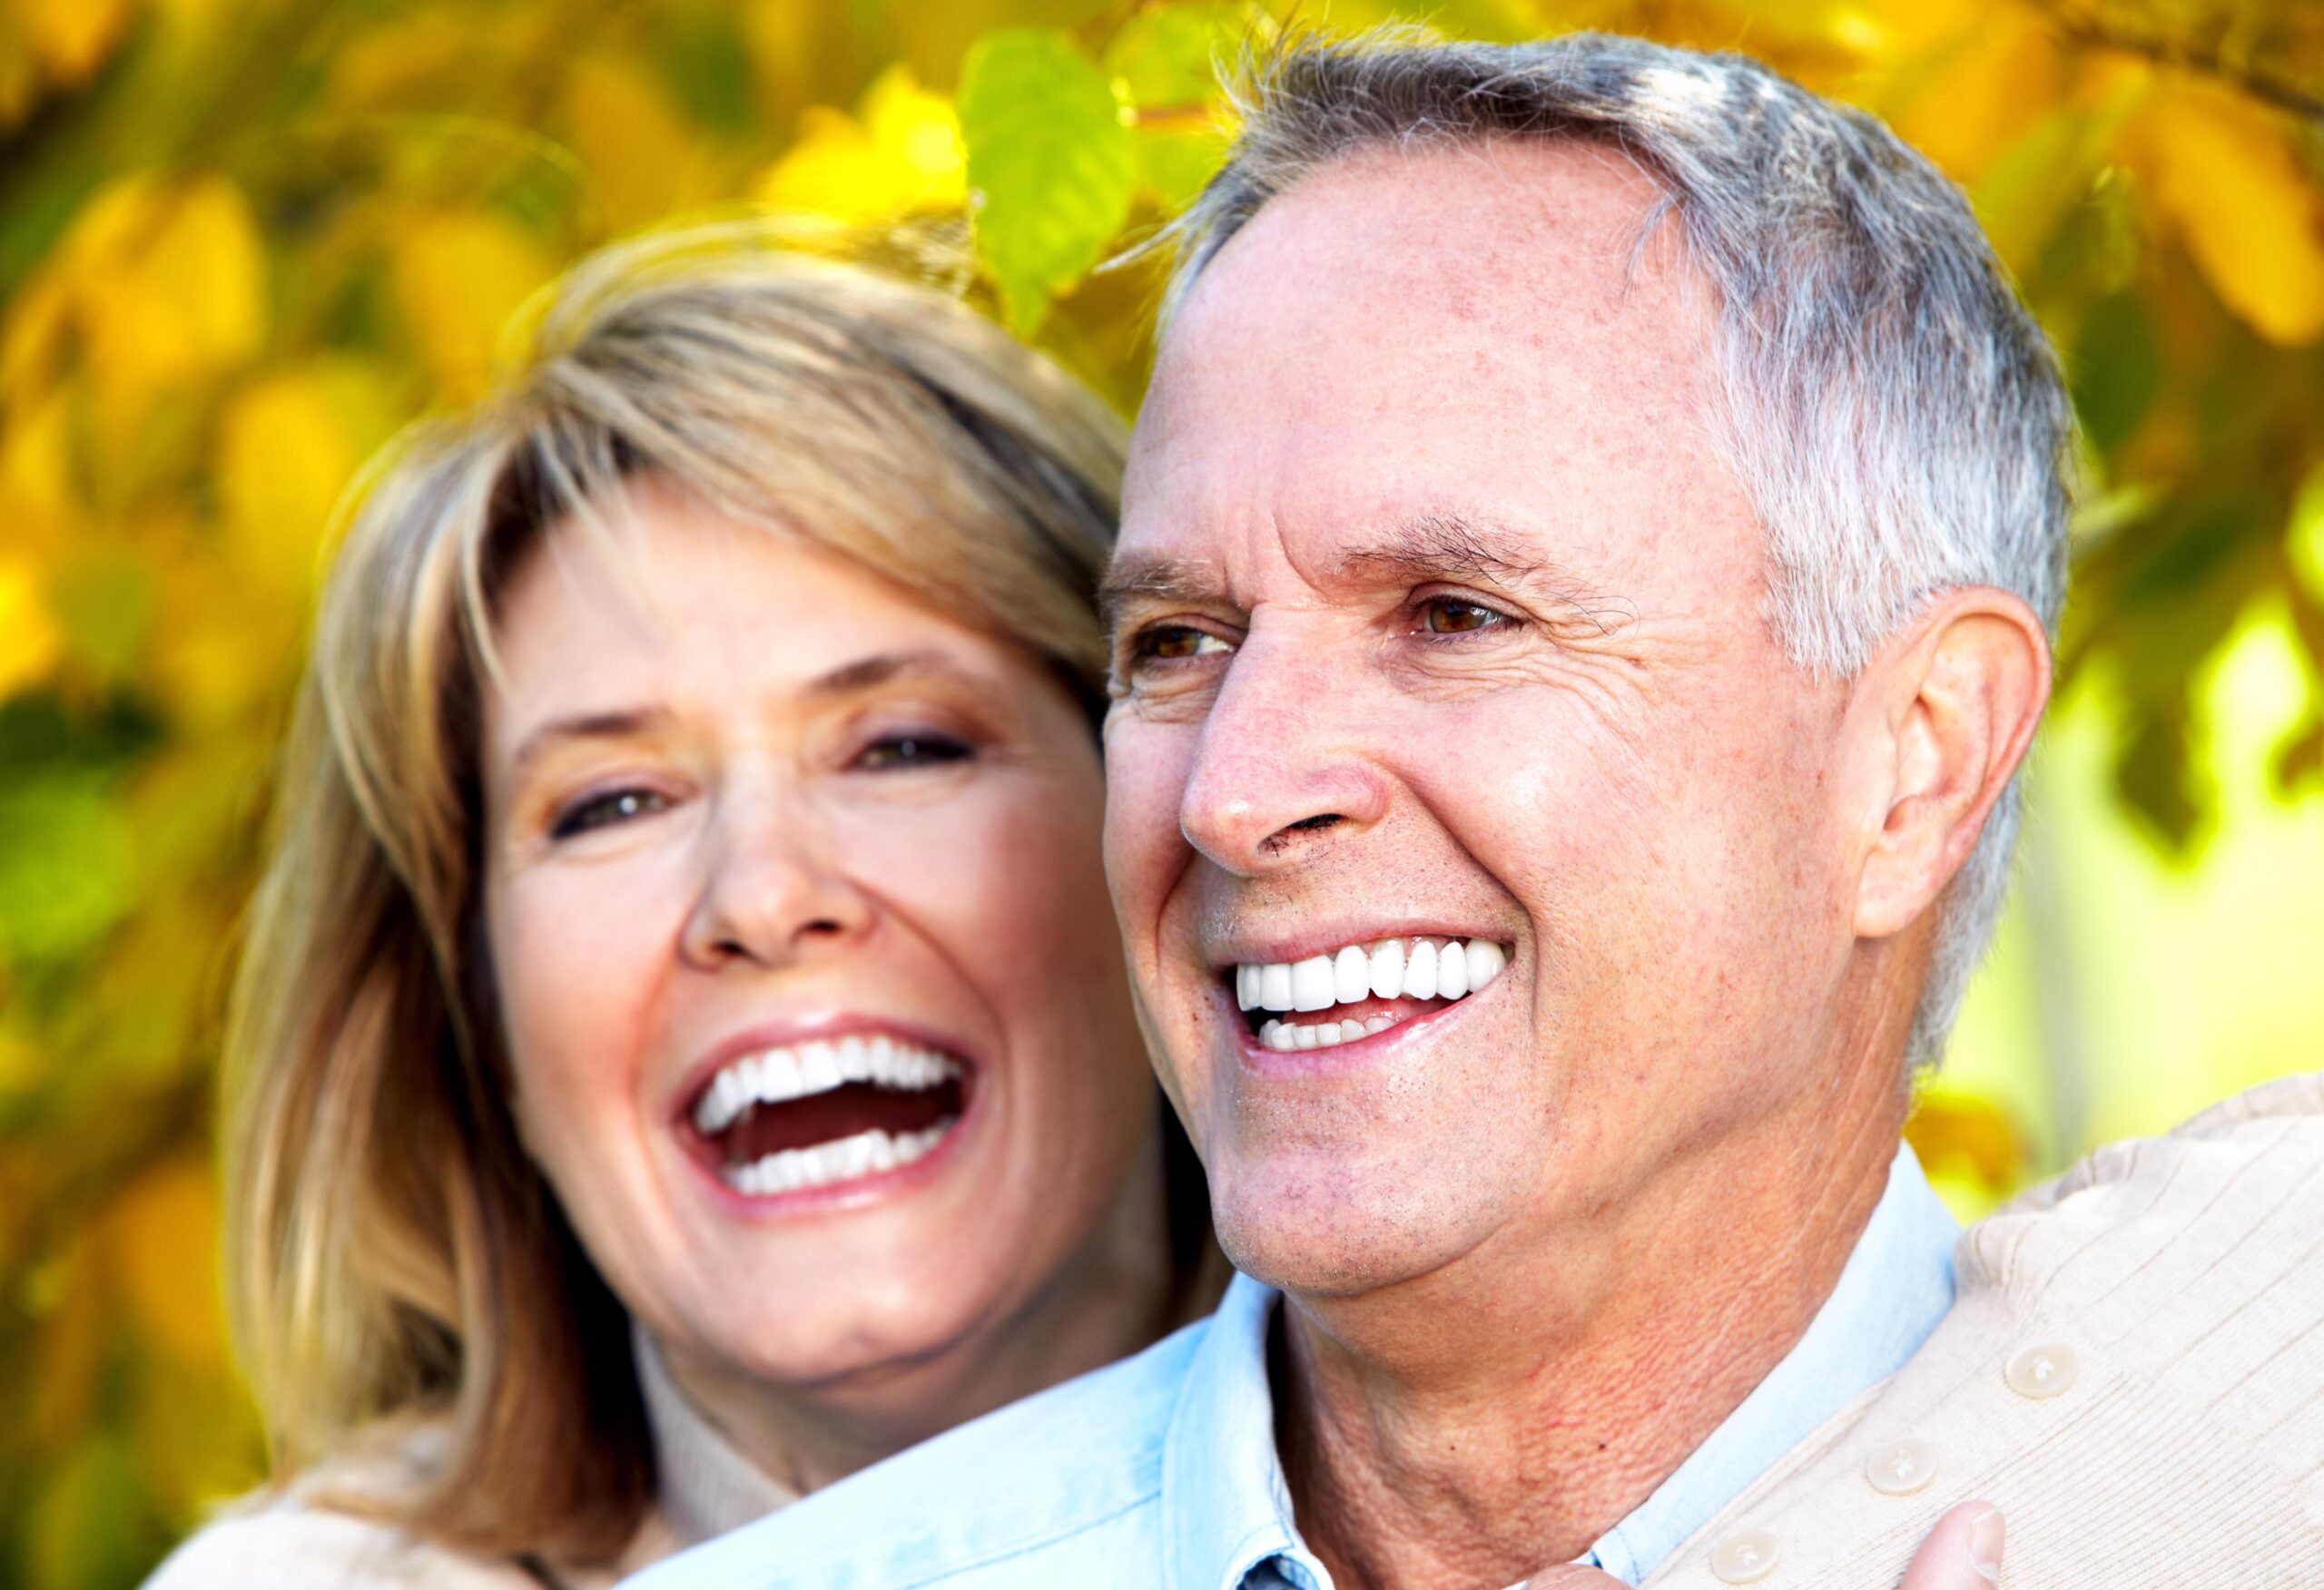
[1, 1, 2319, 1584]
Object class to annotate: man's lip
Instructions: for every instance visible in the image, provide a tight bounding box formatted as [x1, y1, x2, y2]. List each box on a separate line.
[1227, 977, 1486, 1064]
[1206, 926, 1511, 972]
[666, 1014, 981, 1127]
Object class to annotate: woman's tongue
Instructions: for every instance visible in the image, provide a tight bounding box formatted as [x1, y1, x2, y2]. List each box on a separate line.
[715, 1081, 956, 1167]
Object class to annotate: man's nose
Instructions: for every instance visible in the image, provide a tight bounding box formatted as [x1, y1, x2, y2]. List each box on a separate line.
[1177, 629, 1390, 875]
[678, 790, 872, 970]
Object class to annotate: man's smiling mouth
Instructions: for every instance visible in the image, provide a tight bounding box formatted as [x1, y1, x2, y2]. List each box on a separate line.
[686, 1034, 968, 1196]
[1226, 937, 1509, 1051]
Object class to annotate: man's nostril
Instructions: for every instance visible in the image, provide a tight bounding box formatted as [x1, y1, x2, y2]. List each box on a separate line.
[1285, 814, 1342, 832]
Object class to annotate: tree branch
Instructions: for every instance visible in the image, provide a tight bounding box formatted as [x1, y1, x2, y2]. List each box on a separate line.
[2038, 1, 2324, 123]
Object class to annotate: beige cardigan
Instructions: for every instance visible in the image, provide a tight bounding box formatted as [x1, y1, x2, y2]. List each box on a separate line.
[142, 1328, 793, 1589]
[1642, 1072, 2324, 1589]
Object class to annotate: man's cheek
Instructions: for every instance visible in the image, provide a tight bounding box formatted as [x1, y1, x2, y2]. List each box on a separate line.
[1101, 727, 1198, 916]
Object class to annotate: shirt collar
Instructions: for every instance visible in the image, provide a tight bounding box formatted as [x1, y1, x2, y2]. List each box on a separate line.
[632, 1321, 798, 1548]
[1158, 1141, 1957, 1590]
[1163, 1271, 1330, 1590]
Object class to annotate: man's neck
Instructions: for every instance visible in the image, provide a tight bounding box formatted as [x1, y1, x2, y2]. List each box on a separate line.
[1276, 1093, 1905, 1590]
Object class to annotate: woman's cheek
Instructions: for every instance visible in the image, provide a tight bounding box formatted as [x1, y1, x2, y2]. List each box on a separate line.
[488, 860, 673, 1140]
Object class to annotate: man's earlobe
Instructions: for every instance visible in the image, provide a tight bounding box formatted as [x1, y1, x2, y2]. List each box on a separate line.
[1853, 589, 2051, 940]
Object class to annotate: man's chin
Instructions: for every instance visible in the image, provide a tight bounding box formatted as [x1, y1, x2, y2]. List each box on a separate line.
[1209, 1164, 1487, 1303]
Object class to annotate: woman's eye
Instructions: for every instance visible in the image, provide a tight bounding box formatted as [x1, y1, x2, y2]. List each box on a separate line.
[550, 788, 669, 839]
[1135, 625, 1233, 663]
[1420, 597, 1512, 635]
[854, 732, 971, 772]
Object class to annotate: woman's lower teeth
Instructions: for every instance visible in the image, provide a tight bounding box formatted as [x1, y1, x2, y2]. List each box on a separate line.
[722, 1121, 952, 1195]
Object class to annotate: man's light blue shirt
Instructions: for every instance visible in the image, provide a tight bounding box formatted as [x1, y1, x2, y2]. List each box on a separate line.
[626, 1143, 1956, 1590]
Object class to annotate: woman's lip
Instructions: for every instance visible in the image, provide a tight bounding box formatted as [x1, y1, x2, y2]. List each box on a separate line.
[679, 1096, 980, 1220]
[665, 1013, 981, 1128]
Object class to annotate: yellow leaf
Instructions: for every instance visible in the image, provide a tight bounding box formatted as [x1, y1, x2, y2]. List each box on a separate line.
[566, 55, 702, 231]
[0, 556, 64, 696]
[102, 1160, 231, 1371]
[1905, 1088, 2026, 1193]
[1, 386, 84, 532]
[2, 268, 71, 398]
[58, 175, 267, 403]
[1876, 6, 2062, 182]
[389, 208, 558, 401]
[14, 0, 137, 85]
[215, 363, 388, 590]
[759, 64, 964, 221]
[2140, 85, 2324, 347]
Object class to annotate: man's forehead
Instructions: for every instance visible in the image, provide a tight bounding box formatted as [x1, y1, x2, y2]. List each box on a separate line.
[1137, 137, 1701, 438]
[1121, 139, 1719, 608]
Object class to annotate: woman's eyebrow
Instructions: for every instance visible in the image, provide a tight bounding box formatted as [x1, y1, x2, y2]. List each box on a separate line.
[507, 706, 674, 783]
[801, 647, 980, 701]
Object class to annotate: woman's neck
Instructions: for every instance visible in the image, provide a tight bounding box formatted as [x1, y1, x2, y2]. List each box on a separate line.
[655, 1126, 1195, 1497]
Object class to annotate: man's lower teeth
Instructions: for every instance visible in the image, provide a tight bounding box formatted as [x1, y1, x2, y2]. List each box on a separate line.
[1258, 1015, 1395, 1051]
[721, 1121, 952, 1195]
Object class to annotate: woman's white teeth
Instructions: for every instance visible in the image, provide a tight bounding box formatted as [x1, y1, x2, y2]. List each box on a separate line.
[1236, 935, 1510, 1046]
[719, 1121, 952, 1197]
[693, 1035, 960, 1135]
[1233, 936, 1505, 1010]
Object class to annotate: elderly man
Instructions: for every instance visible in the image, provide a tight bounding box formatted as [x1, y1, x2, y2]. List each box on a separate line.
[630, 30, 2324, 1590]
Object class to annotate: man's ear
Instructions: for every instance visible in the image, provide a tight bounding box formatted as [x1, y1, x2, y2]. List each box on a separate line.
[1853, 588, 2051, 941]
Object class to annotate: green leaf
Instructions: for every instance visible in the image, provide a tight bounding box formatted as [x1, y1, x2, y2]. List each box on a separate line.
[2072, 290, 2161, 457]
[1104, 5, 1241, 209]
[50, 552, 158, 682]
[18, 1432, 165, 1590]
[656, 5, 754, 134]
[959, 28, 1136, 333]
[0, 773, 135, 965]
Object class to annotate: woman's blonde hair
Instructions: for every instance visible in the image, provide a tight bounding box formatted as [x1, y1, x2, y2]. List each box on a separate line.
[222, 222, 1129, 1563]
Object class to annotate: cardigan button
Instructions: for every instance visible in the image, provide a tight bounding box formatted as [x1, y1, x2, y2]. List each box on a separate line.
[1710, 1528, 1782, 1584]
[2005, 1341, 2079, 1399]
[1865, 1438, 1937, 1495]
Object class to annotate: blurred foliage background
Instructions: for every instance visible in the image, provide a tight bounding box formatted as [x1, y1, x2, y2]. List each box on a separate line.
[0, 0, 2319, 1583]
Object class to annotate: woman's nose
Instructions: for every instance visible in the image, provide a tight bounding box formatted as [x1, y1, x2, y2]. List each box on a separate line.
[677, 792, 872, 970]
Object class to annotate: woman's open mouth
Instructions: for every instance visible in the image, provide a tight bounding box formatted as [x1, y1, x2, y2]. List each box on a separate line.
[683, 1033, 970, 1198]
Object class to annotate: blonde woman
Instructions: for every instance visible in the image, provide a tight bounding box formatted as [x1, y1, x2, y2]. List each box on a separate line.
[149, 227, 1218, 1588]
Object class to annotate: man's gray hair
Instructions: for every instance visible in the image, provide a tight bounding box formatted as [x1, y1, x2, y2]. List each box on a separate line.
[1158, 30, 2074, 1068]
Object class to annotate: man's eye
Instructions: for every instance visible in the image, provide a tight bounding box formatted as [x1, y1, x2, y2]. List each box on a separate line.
[1135, 625, 1233, 662]
[854, 732, 971, 771]
[550, 788, 669, 839]
[1421, 598, 1512, 635]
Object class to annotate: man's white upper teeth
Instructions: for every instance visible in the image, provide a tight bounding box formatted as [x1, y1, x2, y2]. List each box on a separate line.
[1233, 936, 1508, 1031]
[693, 1035, 960, 1135]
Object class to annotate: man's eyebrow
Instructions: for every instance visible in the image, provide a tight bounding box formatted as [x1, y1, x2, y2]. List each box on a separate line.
[1342, 513, 1634, 631]
[1338, 513, 1562, 586]
[1098, 555, 1229, 634]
